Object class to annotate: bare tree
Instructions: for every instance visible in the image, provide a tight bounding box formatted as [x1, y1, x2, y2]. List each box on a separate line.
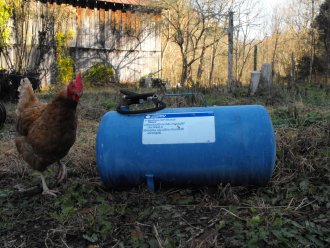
[196, 34, 207, 83]
[232, 0, 264, 85]
[270, 7, 285, 83]
[315, 0, 330, 82]
[160, 0, 229, 85]
[283, 0, 322, 81]
[309, 0, 316, 83]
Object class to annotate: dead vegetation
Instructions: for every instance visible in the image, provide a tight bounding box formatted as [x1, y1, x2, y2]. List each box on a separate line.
[0, 84, 329, 247]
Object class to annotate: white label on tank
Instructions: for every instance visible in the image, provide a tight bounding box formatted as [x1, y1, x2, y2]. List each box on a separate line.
[142, 112, 215, 144]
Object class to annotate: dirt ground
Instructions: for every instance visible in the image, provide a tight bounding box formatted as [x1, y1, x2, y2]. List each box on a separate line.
[0, 85, 329, 247]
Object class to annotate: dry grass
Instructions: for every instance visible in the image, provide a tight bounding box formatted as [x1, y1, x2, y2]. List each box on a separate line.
[273, 121, 330, 185]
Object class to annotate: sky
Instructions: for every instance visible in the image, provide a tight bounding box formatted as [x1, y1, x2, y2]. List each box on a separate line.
[256, 0, 289, 37]
[263, 0, 287, 11]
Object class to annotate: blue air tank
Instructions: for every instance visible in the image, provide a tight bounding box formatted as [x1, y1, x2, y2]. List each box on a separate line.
[96, 105, 276, 191]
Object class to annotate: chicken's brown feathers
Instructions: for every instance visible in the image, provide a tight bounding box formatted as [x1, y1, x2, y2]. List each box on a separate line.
[16, 78, 40, 116]
[15, 78, 47, 135]
[15, 77, 81, 172]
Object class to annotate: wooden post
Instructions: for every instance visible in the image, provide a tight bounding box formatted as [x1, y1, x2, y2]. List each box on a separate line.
[254, 45, 258, 71]
[250, 71, 261, 96]
[259, 64, 273, 94]
[309, 0, 315, 84]
[227, 11, 234, 92]
[290, 52, 295, 88]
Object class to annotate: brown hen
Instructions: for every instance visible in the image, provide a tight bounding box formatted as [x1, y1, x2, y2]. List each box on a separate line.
[15, 73, 83, 196]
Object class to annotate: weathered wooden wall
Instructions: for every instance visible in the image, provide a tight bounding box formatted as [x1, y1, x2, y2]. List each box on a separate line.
[0, 0, 162, 86]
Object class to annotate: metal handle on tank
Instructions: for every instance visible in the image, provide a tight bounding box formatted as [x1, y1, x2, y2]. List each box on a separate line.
[116, 89, 166, 114]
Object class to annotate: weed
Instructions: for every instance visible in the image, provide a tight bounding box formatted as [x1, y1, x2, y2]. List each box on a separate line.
[84, 63, 114, 87]
[55, 31, 75, 85]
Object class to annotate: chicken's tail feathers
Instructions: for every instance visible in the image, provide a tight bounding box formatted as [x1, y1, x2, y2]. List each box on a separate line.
[16, 78, 37, 116]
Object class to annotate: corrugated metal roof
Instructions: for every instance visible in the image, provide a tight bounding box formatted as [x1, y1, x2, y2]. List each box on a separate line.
[99, 0, 147, 6]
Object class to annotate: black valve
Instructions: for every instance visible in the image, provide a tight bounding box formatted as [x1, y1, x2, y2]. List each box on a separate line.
[117, 89, 166, 114]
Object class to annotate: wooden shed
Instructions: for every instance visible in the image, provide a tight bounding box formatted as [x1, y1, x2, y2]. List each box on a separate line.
[1, 0, 162, 86]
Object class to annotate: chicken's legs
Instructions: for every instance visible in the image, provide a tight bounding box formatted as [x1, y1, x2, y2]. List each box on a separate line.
[57, 161, 67, 183]
[37, 171, 58, 196]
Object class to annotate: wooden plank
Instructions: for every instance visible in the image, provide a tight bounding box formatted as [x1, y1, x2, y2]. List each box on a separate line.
[126, 10, 132, 33]
[83, 7, 89, 47]
[111, 9, 116, 32]
[105, 8, 111, 49]
[135, 12, 141, 35]
[71, 5, 77, 46]
[86, 7, 92, 47]
[114, 10, 121, 31]
[92, 7, 97, 48]
[76, 6, 83, 47]
[121, 11, 127, 32]
[100, 8, 105, 48]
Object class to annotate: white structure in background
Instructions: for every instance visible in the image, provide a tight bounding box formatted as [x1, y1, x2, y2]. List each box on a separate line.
[0, 0, 162, 86]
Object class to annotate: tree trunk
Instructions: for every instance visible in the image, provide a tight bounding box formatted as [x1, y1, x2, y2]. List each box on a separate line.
[197, 42, 206, 83]
[208, 41, 217, 86]
[253, 45, 258, 71]
[289, 52, 296, 89]
[180, 57, 189, 85]
[309, 0, 315, 84]
[227, 11, 234, 92]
